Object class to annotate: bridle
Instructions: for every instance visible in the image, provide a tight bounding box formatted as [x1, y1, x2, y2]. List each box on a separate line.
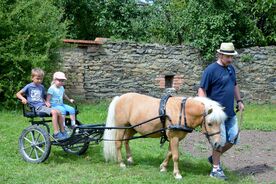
[201, 113, 221, 143]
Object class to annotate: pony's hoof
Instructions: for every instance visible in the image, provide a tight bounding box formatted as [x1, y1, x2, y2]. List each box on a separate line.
[174, 173, 182, 180]
[127, 157, 134, 165]
[160, 164, 167, 172]
[120, 162, 126, 168]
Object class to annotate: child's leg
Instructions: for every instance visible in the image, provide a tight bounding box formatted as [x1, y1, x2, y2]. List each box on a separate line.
[58, 112, 65, 132]
[51, 110, 61, 134]
[52, 106, 67, 129]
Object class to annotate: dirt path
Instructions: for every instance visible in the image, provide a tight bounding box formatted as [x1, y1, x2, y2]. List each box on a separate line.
[180, 130, 276, 183]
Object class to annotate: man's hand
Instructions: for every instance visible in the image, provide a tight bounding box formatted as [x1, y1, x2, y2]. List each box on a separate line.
[236, 100, 245, 112]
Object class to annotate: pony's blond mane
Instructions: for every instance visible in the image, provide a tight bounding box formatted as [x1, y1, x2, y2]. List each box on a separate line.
[193, 97, 227, 124]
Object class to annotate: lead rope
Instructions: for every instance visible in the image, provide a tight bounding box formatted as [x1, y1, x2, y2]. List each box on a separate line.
[234, 110, 243, 142]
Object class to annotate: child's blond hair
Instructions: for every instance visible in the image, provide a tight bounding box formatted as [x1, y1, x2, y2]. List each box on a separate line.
[31, 68, 44, 78]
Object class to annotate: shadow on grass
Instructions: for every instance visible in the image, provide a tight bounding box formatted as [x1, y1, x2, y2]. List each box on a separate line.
[47, 143, 104, 164]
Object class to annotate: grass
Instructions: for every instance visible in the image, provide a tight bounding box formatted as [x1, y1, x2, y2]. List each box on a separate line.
[242, 103, 276, 131]
[0, 103, 275, 184]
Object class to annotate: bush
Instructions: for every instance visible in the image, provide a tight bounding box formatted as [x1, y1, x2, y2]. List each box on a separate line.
[0, 0, 67, 108]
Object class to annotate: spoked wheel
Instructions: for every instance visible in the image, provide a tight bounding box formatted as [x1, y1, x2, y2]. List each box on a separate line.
[18, 125, 51, 163]
[62, 141, 89, 155]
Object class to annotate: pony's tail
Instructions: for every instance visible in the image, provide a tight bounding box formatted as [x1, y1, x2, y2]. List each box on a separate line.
[103, 96, 120, 162]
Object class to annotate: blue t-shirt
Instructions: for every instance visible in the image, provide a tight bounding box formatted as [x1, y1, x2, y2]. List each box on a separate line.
[200, 62, 236, 117]
[47, 85, 64, 106]
[21, 83, 46, 108]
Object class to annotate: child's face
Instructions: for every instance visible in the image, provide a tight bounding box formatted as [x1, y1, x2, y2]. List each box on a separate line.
[54, 79, 65, 87]
[32, 75, 43, 85]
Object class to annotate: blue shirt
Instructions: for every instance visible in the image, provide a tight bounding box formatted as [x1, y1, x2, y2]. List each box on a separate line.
[200, 62, 236, 117]
[21, 83, 46, 108]
[47, 85, 64, 106]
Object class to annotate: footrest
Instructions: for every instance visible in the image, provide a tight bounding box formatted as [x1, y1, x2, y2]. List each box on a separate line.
[168, 125, 193, 133]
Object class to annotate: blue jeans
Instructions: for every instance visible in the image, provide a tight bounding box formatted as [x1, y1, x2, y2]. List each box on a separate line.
[51, 104, 75, 115]
[220, 116, 239, 146]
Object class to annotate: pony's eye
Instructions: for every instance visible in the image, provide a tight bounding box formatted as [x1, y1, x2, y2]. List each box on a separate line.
[208, 123, 212, 127]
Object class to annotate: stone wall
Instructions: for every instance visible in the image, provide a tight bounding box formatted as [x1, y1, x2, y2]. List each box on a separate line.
[60, 41, 276, 103]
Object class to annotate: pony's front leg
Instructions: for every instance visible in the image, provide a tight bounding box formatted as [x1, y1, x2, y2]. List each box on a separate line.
[115, 130, 126, 168]
[160, 144, 172, 172]
[170, 137, 182, 179]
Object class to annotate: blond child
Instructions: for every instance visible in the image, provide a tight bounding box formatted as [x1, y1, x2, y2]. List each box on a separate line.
[46, 71, 77, 129]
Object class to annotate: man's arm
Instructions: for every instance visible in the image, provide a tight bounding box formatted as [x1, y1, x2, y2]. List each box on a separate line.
[198, 87, 206, 97]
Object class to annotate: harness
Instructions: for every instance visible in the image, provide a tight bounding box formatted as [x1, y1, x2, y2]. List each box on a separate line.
[167, 97, 193, 133]
[159, 94, 172, 145]
[158, 96, 194, 145]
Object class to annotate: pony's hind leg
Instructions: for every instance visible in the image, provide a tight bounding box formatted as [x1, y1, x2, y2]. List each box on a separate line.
[124, 129, 136, 165]
[115, 130, 127, 168]
[160, 145, 172, 172]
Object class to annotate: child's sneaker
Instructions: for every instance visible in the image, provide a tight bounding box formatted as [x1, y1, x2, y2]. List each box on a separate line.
[61, 131, 69, 139]
[53, 132, 66, 140]
[71, 125, 77, 129]
[64, 126, 71, 133]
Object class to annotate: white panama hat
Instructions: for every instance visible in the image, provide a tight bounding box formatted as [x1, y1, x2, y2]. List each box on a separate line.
[217, 42, 238, 55]
[53, 71, 67, 80]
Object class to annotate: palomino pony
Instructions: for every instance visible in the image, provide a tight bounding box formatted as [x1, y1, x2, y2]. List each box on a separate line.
[103, 92, 226, 179]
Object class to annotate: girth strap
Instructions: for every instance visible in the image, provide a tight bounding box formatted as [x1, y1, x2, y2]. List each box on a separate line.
[159, 94, 172, 145]
[168, 97, 193, 133]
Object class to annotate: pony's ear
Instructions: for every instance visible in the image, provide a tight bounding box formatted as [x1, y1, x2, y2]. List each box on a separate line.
[207, 108, 213, 115]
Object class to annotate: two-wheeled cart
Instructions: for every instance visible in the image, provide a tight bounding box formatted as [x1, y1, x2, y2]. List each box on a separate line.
[18, 103, 107, 163]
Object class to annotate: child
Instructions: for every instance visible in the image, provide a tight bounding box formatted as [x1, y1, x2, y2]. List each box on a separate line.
[46, 71, 77, 130]
[16, 68, 68, 140]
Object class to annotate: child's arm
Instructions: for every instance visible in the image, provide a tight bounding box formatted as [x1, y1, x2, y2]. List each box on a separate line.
[16, 90, 27, 104]
[64, 93, 74, 103]
[45, 94, 51, 107]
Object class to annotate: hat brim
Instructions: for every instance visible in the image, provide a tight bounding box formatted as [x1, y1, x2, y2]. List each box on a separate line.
[55, 77, 67, 80]
[217, 49, 238, 55]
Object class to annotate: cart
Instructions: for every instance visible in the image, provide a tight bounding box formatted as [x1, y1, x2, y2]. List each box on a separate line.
[18, 103, 106, 163]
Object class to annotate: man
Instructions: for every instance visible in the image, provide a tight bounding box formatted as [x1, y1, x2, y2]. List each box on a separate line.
[198, 42, 245, 180]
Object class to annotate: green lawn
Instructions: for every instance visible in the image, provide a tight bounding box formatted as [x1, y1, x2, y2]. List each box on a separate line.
[0, 103, 274, 184]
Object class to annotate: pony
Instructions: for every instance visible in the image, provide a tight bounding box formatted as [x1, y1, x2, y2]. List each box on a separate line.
[103, 92, 227, 179]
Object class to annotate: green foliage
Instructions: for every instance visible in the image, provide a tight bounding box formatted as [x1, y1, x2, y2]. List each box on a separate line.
[1, 0, 275, 107]
[0, 0, 67, 108]
[240, 54, 253, 62]
[56, 0, 275, 61]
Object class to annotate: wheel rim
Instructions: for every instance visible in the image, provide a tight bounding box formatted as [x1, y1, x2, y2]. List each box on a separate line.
[63, 142, 88, 154]
[20, 129, 47, 161]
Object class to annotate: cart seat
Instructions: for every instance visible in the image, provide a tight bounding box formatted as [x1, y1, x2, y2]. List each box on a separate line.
[23, 104, 78, 118]
[24, 111, 51, 118]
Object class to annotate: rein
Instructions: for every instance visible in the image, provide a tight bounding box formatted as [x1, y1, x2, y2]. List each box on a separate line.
[202, 113, 221, 144]
[102, 115, 170, 142]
